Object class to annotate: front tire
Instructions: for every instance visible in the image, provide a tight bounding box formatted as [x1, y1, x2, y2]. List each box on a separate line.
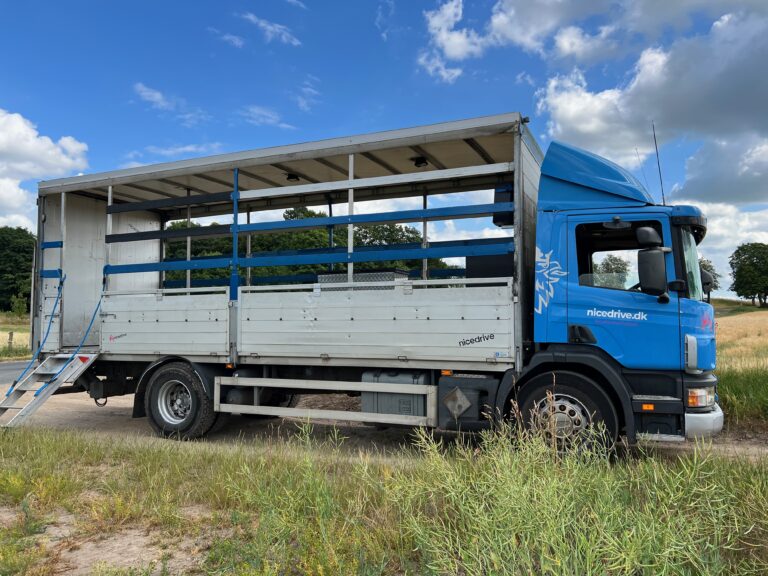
[145, 362, 217, 439]
[516, 371, 619, 448]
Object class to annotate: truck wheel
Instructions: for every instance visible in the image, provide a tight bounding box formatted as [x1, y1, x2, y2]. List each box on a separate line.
[516, 371, 618, 448]
[145, 362, 217, 439]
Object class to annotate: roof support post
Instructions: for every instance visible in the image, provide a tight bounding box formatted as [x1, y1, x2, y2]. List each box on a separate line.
[347, 154, 355, 284]
[326, 194, 334, 272]
[422, 194, 428, 280]
[246, 209, 252, 286]
[159, 218, 165, 289]
[105, 186, 113, 291]
[186, 189, 192, 291]
[59, 191, 66, 347]
[230, 168, 240, 300]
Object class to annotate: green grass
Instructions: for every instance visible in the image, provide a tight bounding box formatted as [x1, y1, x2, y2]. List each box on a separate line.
[717, 367, 768, 425]
[711, 298, 768, 317]
[0, 426, 767, 575]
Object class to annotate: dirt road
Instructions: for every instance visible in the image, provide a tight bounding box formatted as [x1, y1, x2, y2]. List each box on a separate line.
[1, 361, 765, 459]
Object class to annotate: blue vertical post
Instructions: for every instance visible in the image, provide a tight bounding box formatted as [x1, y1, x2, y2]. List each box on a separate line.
[230, 168, 240, 300]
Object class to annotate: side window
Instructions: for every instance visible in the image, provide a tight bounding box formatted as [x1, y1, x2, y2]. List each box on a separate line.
[575, 220, 662, 292]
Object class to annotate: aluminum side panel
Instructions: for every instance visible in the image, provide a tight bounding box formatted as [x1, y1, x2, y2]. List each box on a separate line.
[100, 293, 230, 355]
[238, 285, 515, 365]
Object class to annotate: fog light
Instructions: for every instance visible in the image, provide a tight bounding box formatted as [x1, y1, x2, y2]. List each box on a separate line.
[688, 386, 715, 408]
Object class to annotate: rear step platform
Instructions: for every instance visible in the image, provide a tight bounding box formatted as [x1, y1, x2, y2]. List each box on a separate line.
[0, 353, 98, 427]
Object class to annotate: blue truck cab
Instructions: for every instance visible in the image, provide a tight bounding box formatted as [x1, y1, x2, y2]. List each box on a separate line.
[524, 141, 723, 442]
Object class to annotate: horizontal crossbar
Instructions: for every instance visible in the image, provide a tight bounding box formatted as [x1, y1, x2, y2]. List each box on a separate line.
[217, 376, 435, 395]
[104, 202, 514, 244]
[105, 257, 231, 275]
[104, 238, 512, 275]
[106, 191, 234, 214]
[40, 269, 63, 278]
[240, 238, 513, 268]
[237, 202, 514, 234]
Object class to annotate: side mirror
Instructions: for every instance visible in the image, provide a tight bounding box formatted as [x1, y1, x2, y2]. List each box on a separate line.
[636, 226, 662, 248]
[701, 269, 714, 294]
[638, 248, 669, 302]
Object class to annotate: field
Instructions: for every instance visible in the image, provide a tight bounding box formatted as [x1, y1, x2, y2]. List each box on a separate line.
[0, 312, 30, 361]
[715, 305, 768, 426]
[0, 302, 766, 574]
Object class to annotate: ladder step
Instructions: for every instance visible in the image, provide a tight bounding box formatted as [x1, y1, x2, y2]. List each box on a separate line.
[1, 406, 23, 411]
[16, 383, 46, 392]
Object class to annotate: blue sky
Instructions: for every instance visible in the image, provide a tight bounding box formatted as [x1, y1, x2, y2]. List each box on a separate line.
[1, 0, 767, 293]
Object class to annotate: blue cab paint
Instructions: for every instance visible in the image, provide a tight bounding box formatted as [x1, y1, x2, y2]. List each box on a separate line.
[534, 140, 716, 374]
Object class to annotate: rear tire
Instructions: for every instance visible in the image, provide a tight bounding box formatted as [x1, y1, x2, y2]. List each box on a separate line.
[516, 371, 618, 448]
[145, 362, 217, 439]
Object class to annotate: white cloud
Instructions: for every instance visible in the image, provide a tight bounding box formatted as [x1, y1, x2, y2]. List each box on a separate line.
[486, 0, 610, 53]
[285, 0, 308, 9]
[293, 76, 321, 112]
[417, 50, 462, 83]
[240, 106, 295, 130]
[515, 71, 535, 86]
[676, 199, 768, 293]
[418, 0, 609, 81]
[418, 1, 768, 82]
[553, 25, 616, 62]
[375, 0, 396, 40]
[133, 82, 208, 127]
[0, 109, 88, 181]
[145, 143, 223, 158]
[674, 137, 768, 204]
[537, 12, 768, 171]
[619, 0, 768, 36]
[241, 13, 302, 46]
[133, 82, 173, 110]
[0, 109, 88, 231]
[0, 213, 34, 230]
[208, 27, 245, 48]
[0, 178, 28, 211]
[536, 69, 651, 169]
[424, 0, 485, 61]
[222, 33, 245, 48]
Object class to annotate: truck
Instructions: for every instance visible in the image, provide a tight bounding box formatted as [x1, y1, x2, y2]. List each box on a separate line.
[0, 112, 723, 445]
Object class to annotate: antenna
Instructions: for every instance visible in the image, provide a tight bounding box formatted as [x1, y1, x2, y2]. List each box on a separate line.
[652, 121, 666, 206]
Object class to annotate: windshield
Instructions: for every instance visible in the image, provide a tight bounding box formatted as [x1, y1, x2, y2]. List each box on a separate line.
[680, 227, 703, 301]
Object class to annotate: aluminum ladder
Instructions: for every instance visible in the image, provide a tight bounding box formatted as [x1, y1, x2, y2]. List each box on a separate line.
[0, 353, 98, 427]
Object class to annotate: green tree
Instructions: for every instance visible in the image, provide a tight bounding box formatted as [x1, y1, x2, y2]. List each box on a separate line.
[0, 227, 36, 312]
[164, 207, 449, 285]
[699, 257, 721, 303]
[595, 254, 630, 289]
[729, 243, 768, 307]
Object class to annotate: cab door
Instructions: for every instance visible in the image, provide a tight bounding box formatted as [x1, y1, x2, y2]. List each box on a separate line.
[566, 213, 681, 370]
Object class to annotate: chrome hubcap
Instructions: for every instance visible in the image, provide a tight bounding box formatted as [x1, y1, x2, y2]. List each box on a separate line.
[157, 379, 192, 425]
[532, 393, 591, 442]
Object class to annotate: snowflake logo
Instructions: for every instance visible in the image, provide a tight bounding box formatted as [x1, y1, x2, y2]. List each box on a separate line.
[534, 247, 568, 314]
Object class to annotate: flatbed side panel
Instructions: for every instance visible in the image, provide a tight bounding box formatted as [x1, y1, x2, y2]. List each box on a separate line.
[238, 283, 515, 366]
[100, 293, 230, 355]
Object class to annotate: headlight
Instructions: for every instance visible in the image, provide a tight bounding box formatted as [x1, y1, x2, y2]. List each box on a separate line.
[688, 386, 715, 409]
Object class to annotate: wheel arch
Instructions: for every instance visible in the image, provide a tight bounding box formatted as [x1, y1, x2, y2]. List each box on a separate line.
[495, 345, 636, 441]
[132, 356, 218, 418]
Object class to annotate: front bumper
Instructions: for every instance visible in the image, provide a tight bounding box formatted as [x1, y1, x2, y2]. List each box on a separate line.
[685, 403, 724, 439]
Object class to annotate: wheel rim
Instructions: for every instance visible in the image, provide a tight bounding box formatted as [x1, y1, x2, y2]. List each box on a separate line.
[157, 379, 192, 425]
[531, 393, 592, 443]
